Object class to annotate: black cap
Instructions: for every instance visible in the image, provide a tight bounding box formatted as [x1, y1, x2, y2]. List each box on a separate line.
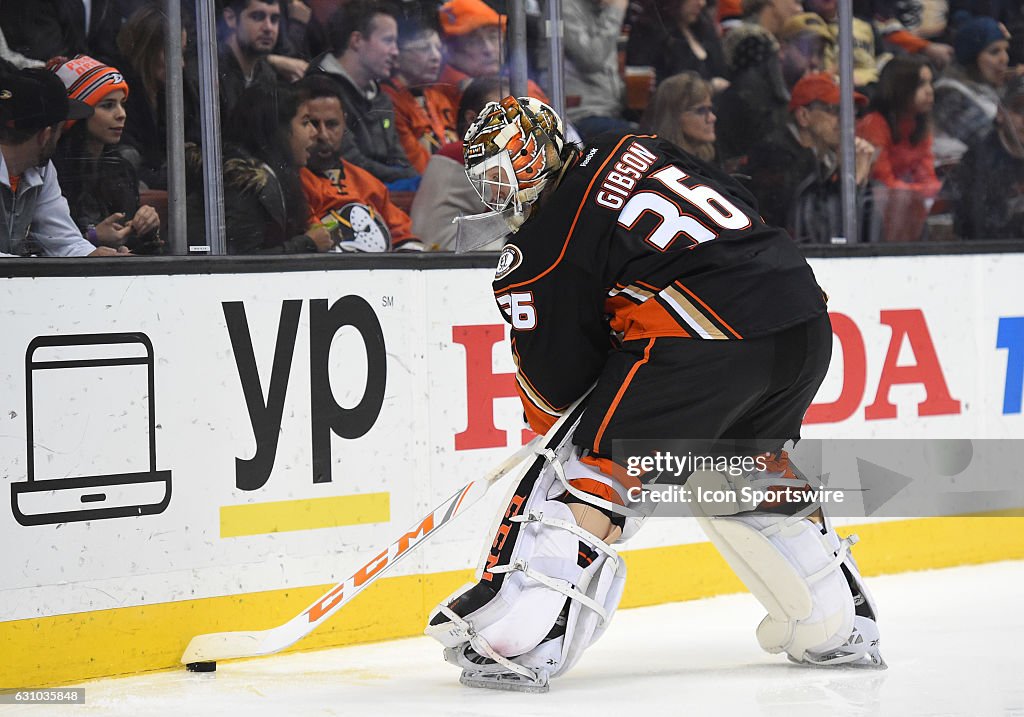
[0, 67, 94, 133]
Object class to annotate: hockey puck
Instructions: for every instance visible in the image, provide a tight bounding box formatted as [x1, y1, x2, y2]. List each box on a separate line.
[186, 661, 217, 673]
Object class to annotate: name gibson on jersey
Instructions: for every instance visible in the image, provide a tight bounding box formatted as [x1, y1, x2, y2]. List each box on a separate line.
[595, 141, 659, 210]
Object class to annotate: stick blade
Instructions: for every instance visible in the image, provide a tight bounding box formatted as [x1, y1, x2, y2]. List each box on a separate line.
[181, 629, 281, 664]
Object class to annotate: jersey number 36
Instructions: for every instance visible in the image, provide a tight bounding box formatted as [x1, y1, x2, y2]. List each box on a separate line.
[617, 166, 752, 251]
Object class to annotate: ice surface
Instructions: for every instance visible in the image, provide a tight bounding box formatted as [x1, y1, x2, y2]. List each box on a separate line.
[10, 560, 1023, 716]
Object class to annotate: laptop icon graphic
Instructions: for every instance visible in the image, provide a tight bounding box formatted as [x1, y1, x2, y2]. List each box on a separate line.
[11, 333, 172, 526]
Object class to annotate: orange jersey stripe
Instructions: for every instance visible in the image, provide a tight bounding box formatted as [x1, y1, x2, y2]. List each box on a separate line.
[675, 282, 743, 339]
[592, 337, 655, 454]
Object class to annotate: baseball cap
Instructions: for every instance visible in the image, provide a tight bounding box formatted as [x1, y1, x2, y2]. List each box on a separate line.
[0, 67, 93, 133]
[779, 12, 834, 44]
[48, 55, 130, 130]
[789, 72, 867, 112]
[438, 0, 507, 37]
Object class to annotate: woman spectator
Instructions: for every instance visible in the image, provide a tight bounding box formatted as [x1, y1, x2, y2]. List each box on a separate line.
[645, 71, 719, 163]
[933, 13, 1012, 165]
[626, 0, 729, 89]
[50, 55, 163, 253]
[192, 83, 333, 254]
[857, 54, 940, 240]
[116, 4, 200, 190]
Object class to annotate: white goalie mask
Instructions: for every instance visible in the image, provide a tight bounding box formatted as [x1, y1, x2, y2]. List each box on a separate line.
[463, 96, 567, 228]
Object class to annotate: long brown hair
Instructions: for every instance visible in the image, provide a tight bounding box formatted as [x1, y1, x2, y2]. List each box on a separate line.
[872, 54, 932, 146]
[646, 71, 716, 162]
[117, 5, 168, 104]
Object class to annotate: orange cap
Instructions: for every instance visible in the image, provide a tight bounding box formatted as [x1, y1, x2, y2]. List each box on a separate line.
[438, 0, 507, 37]
[789, 72, 866, 112]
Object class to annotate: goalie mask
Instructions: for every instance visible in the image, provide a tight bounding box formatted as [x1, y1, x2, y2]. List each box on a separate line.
[463, 96, 567, 227]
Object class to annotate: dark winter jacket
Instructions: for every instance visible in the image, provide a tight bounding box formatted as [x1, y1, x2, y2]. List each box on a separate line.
[53, 138, 162, 254]
[743, 123, 870, 243]
[0, 0, 135, 65]
[218, 44, 280, 119]
[951, 130, 1024, 240]
[307, 54, 418, 184]
[187, 145, 318, 254]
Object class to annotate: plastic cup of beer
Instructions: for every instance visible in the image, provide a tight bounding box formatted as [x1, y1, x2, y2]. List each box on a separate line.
[625, 66, 656, 111]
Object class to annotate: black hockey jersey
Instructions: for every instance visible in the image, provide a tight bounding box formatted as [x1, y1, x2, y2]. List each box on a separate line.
[492, 133, 828, 434]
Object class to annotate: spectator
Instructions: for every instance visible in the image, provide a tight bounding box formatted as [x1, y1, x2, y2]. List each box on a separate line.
[0, 22, 43, 70]
[436, 0, 549, 108]
[0, 0, 136, 67]
[778, 12, 834, 88]
[855, 0, 955, 70]
[382, 11, 458, 174]
[715, 1, 793, 165]
[50, 55, 162, 253]
[933, 13, 1012, 165]
[744, 72, 875, 242]
[116, 4, 201, 190]
[805, 0, 887, 90]
[857, 54, 940, 240]
[950, 74, 1024, 239]
[738, 0, 802, 38]
[645, 71, 719, 163]
[188, 83, 333, 253]
[298, 75, 424, 251]
[308, 0, 418, 184]
[220, 0, 283, 117]
[626, 0, 728, 90]
[1, 67, 126, 256]
[562, 0, 633, 139]
[410, 75, 502, 250]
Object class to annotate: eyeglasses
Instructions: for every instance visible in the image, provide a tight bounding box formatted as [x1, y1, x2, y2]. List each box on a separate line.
[807, 102, 841, 115]
[685, 105, 715, 118]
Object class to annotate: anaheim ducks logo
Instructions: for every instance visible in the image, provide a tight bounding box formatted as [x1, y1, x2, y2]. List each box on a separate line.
[322, 203, 391, 253]
[495, 244, 522, 279]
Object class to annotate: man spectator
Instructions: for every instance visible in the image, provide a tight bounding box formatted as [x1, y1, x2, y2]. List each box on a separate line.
[743, 72, 876, 242]
[220, 0, 283, 116]
[308, 0, 418, 185]
[0, 0, 135, 68]
[1, 67, 127, 256]
[778, 12, 834, 88]
[382, 12, 458, 174]
[297, 76, 423, 251]
[436, 0, 548, 108]
[805, 0, 887, 90]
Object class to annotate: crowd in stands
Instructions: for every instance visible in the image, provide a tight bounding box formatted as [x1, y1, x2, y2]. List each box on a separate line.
[3, 0, 1024, 257]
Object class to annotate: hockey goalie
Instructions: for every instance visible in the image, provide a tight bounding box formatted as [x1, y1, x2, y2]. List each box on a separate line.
[425, 97, 885, 692]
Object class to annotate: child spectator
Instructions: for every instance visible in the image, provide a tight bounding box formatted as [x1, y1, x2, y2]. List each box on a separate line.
[50, 55, 163, 253]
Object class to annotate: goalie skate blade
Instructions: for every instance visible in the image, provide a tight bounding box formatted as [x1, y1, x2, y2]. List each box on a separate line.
[788, 653, 888, 670]
[459, 670, 550, 693]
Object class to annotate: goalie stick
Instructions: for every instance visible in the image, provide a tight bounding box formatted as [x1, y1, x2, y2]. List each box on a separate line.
[180, 398, 585, 665]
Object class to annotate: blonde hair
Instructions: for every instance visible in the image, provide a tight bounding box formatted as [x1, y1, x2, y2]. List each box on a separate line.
[646, 72, 716, 163]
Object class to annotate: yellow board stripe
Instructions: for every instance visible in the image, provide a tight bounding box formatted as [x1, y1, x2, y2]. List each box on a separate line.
[219, 493, 391, 538]
[3, 515, 1023, 688]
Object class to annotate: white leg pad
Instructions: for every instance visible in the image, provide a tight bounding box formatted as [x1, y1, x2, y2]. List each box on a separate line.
[698, 514, 863, 662]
